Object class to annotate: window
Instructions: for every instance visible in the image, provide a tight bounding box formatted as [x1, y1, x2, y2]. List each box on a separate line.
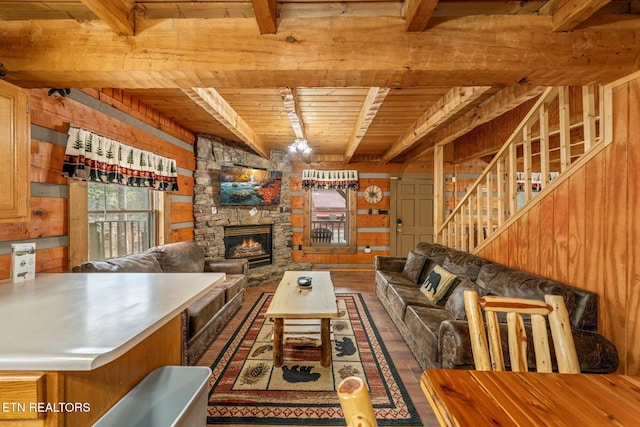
[87, 182, 156, 260]
[303, 188, 357, 253]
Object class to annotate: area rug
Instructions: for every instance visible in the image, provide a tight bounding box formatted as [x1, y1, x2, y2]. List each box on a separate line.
[207, 292, 422, 425]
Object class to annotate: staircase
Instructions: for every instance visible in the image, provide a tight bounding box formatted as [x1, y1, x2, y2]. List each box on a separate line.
[436, 85, 605, 252]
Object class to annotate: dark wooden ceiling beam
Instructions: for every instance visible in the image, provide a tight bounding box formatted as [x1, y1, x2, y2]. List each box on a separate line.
[381, 86, 491, 163]
[344, 87, 389, 163]
[183, 87, 269, 158]
[404, 0, 438, 31]
[407, 85, 546, 159]
[1, 15, 639, 88]
[542, 0, 613, 32]
[252, 0, 278, 34]
[80, 0, 135, 36]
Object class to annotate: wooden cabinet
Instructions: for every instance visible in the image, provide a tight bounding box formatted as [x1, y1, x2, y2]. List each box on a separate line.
[0, 79, 30, 223]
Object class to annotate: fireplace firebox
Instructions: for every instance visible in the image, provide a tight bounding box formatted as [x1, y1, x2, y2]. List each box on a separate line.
[223, 225, 273, 269]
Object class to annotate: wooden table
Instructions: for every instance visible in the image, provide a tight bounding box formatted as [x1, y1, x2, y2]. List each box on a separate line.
[265, 271, 339, 367]
[421, 369, 640, 427]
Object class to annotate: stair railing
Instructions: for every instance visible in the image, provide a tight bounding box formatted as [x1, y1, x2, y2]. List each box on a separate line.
[436, 85, 602, 251]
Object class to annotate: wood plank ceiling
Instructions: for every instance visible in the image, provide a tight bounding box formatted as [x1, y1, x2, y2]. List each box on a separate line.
[0, 0, 639, 162]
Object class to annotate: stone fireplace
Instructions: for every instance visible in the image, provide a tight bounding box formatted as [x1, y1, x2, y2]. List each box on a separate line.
[193, 135, 310, 286]
[224, 224, 272, 269]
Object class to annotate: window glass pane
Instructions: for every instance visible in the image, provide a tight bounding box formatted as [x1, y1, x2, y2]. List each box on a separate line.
[104, 184, 120, 211]
[124, 186, 151, 210]
[311, 189, 349, 244]
[88, 182, 105, 211]
[87, 182, 154, 260]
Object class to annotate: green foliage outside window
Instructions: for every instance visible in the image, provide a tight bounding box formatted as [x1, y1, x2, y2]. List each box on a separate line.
[87, 182, 154, 260]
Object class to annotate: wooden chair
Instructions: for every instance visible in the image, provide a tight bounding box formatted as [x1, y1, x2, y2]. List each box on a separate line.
[337, 376, 378, 427]
[463, 290, 580, 373]
[311, 227, 332, 243]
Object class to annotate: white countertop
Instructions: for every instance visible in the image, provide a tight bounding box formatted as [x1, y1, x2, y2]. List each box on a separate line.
[0, 272, 225, 371]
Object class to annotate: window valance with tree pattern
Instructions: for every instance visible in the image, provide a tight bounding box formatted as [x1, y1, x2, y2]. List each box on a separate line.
[62, 127, 179, 191]
[301, 169, 359, 190]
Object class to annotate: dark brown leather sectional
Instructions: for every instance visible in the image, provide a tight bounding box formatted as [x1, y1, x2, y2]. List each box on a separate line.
[375, 242, 619, 373]
[72, 241, 247, 365]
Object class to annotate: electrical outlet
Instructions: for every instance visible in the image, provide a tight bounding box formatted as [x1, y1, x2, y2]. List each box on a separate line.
[211, 206, 217, 214]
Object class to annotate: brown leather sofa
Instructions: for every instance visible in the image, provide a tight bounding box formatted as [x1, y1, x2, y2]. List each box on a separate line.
[375, 242, 619, 373]
[72, 241, 247, 365]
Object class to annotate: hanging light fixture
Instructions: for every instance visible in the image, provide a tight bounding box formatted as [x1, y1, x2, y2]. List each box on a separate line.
[288, 138, 312, 154]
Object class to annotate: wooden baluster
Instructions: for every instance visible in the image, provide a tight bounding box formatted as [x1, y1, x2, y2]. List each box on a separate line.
[559, 86, 571, 171]
[539, 101, 550, 188]
[451, 221, 456, 248]
[459, 210, 465, 252]
[583, 85, 597, 151]
[508, 142, 517, 218]
[434, 145, 444, 243]
[476, 185, 484, 246]
[486, 172, 493, 238]
[451, 217, 456, 249]
[468, 196, 474, 251]
[442, 224, 448, 247]
[523, 124, 532, 204]
[497, 157, 506, 226]
[599, 85, 607, 145]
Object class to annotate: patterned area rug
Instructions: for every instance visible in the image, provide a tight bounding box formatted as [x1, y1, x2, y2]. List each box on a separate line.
[207, 293, 422, 425]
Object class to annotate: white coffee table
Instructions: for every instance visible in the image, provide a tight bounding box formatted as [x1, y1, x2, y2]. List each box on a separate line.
[265, 271, 339, 367]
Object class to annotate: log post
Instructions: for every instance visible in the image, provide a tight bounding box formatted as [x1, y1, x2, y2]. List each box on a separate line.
[337, 376, 378, 427]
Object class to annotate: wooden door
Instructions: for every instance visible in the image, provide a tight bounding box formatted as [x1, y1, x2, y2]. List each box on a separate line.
[391, 177, 434, 257]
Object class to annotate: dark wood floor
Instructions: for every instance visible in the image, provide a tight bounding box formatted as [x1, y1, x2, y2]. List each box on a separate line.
[197, 270, 439, 427]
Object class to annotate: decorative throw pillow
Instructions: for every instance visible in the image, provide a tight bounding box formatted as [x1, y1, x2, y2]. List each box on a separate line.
[420, 265, 458, 304]
[417, 258, 436, 284]
[445, 278, 489, 320]
[401, 251, 428, 284]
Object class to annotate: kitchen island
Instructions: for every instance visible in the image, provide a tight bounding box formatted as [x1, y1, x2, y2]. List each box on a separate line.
[0, 272, 225, 426]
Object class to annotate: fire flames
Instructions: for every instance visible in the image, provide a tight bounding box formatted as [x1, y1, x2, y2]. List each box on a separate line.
[231, 237, 265, 258]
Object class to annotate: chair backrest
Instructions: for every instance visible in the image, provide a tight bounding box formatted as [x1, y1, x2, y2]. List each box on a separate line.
[311, 227, 332, 243]
[337, 376, 378, 427]
[464, 290, 580, 373]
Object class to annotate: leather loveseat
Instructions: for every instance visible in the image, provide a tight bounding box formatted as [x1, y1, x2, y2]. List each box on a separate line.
[72, 241, 247, 365]
[375, 242, 619, 373]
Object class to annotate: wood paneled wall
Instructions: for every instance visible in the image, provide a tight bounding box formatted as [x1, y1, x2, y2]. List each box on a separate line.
[290, 160, 434, 268]
[477, 77, 640, 375]
[0, 88, 196, 280]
